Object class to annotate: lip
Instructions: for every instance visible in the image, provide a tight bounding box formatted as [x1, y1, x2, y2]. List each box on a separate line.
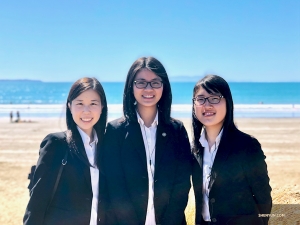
[81, 118, 93, 122]
[142, 95, 155, 99]
[202, 112, 216, 117]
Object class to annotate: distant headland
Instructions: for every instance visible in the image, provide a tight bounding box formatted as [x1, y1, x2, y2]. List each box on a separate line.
[0, 79, 43, 82]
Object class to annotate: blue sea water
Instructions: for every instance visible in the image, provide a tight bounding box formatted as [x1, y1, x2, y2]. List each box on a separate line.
[0, 81, 300, 104]
[0, 81, 300, 118]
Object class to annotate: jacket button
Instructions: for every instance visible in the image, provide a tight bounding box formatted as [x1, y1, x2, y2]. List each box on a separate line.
[212, 218, 217, 222]
[210, 198, 215, 203]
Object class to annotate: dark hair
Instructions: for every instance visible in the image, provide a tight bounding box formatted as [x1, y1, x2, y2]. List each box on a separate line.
[192, 75, 236, 154]
[123, 57, 172, 123]
[66, 77, 107, 168]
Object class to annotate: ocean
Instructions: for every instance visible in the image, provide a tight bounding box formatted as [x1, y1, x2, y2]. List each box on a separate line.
[0, 81, 300, 118]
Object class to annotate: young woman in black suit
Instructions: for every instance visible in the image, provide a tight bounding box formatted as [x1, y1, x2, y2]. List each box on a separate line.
[24, 77, 109, 225]
[191, 75, 272, 225]
[103, 57, 192, 225]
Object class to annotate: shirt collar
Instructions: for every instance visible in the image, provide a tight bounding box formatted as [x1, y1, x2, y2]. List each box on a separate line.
[199, 127, 223, 148]
[136, 110, 159, 127]
[77, 126, 98, 145]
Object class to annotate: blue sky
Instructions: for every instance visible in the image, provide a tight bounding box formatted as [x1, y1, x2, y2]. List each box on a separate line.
[0, 0, 299, 82]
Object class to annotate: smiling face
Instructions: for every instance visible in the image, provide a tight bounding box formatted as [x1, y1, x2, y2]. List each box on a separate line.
[133, 69, 163, 111]
[68, 89, 102, 137]
[194, 86, 226, 132]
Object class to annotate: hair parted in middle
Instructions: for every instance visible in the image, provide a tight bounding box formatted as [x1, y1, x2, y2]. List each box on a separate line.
[123, 56, 172, 123]
[192, 74, 237, 154]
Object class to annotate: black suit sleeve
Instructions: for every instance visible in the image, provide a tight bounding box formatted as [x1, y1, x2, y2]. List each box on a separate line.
[23, 133, 64, 225]
[243, 138, 272, 225]
[161, 122, 192, 225]
[103, 123, 139, 225]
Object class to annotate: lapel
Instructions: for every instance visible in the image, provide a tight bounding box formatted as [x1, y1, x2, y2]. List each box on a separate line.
[194, 148, 204, 169]
[73, 132, 92, 191]
[155, 121, 172, 170]
[125, 120, 148, 171]
[208, 129, 233, 191]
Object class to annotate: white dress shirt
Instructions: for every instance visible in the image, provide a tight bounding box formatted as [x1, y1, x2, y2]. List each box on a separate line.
[137, 112, 158, 225]
[199, 128, 223, 221]
[77, 126, 99, 225]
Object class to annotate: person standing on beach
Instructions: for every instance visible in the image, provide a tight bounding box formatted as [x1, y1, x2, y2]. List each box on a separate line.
[10, 111, 13, 122]
[24, 77, 110, 225]
[103, 57, 192, 225]
[16, 110, 20, 122]
[191, 75, 272, 225]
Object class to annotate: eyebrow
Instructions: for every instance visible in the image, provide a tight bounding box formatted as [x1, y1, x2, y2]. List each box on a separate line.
[74, 99, 100, 102]
[135, 78, 162, 81]
[196, 94, 221, 97]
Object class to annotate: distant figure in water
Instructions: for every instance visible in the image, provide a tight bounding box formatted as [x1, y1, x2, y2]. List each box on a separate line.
[10, 111, 13, 122]
[16, 111, 20, 122]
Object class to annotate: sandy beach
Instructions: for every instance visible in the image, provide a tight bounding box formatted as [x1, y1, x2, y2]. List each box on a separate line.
[0, 117, 299, 224]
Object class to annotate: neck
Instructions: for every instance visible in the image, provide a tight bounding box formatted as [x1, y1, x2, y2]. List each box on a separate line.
[137, 105, 157, 127]
[205, 125, 222, 149]
[83, 128, 94, 143]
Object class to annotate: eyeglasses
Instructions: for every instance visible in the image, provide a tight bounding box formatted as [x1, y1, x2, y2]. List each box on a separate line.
[193, 95, 224, 106]
[134, 80, 163, 89]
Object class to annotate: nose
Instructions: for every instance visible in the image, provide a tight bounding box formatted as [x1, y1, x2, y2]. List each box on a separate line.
[145, 83, 153, 90]
[204, 99, 212, 107]
[83, 105, 91, 112]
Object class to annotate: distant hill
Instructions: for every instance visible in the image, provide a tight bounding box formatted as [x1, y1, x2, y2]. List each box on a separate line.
[0, 79, 43, 82]
[169, 76, 200, 82]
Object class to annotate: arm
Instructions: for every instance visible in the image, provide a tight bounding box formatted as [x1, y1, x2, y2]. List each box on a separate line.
[102, 123, 139, 225]
[244, 138, 272, 225]
[23, 133, 64, 225]
[161, 122, 192, 225]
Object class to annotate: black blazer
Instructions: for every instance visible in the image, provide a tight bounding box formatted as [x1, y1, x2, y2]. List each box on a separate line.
[103, 116, 192, 225]
[23, 131, 109, 225]
[192, 128, 272, 225]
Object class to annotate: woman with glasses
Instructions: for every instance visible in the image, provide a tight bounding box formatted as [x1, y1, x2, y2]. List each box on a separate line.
[103, 57, 192, 225]
[191, 75, 272, 225]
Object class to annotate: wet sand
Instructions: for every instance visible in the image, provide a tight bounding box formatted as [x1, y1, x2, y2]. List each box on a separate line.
[0, 117, 299, 224]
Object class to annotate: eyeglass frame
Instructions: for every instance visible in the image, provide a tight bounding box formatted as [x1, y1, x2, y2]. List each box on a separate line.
[192, 95, 224, 106]
[133, 80, 163, 89]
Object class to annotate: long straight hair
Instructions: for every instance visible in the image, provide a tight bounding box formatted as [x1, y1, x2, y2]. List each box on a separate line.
[66, 77, 107, 168]
[123, 57, 172, 123]
[192, 75, 236, 154]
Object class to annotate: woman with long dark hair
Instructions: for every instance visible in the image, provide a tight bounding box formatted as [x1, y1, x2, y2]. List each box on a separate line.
[103, 57, 192, 225]
[191, 75, 272, 225]
[24, 77, 108, 225]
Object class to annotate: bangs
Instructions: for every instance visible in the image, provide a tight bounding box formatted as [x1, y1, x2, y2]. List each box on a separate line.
[201, 82, 222, 96]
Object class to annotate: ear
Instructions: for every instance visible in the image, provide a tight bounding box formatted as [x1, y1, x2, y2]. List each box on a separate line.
[68, 103, 71, 113]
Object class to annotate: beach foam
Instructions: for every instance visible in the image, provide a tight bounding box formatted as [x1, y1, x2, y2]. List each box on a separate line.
[1, 104, 300, 118]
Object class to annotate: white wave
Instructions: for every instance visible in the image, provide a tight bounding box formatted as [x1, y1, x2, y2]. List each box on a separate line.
[0, 104, 300, 118]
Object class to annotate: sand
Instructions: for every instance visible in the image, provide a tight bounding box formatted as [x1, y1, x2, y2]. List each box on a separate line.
[0, 117, 299, 224]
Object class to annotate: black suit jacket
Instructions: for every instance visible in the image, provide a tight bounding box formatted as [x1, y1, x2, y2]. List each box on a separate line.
[23, 131, 109, 225]
[103, 116, 192, 225]
[192, 128, 272, 225]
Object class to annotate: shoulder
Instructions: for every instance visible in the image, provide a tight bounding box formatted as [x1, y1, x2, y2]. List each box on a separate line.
[234, 129, 260, 146]
[168, 118, 184, 131]
[37, 132, 67, 167]
[40, 131, 67, 149]
[230, 129, 262, 155]
[106, 117, 127, 130]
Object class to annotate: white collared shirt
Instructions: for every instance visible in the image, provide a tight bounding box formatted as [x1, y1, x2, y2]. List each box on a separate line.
[137, 111, 158, 225]
[199, 128, 223, 221]
[77, 126, 99, 225]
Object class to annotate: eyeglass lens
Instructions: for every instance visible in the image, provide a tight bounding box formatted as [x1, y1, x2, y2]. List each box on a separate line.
[135, 80, 162, 89]
[195, 96, 221, 105]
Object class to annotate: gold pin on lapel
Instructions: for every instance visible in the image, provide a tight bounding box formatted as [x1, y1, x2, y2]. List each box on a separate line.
[162, 132, 166, 137]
